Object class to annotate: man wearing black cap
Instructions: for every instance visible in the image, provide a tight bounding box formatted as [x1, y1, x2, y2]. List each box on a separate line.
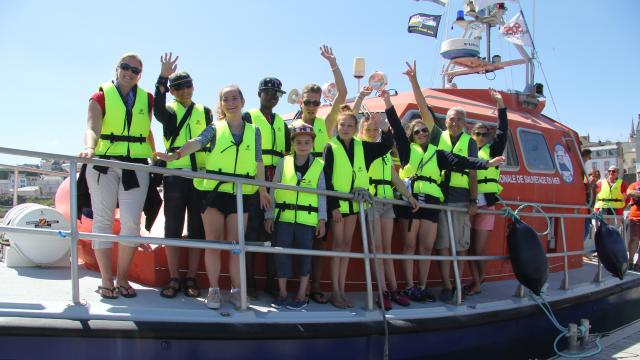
[242, 77, 291, 297]
[154, 52, 213, 299]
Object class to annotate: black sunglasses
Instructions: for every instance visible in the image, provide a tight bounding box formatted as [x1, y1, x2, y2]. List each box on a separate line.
[413, 128, 429, 135]
[262, 88, 284, 98]
[303, 99, 321, 107]
[119, 62, 142, 75]
[170, 82, 193, 91]
[474, 131, 490, 137]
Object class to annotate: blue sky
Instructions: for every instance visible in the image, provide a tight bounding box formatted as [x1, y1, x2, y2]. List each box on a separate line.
[0, 0, 638, 165]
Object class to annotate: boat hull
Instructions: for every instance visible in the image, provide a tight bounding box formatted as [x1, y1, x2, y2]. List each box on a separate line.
[1, 276, 639, 359]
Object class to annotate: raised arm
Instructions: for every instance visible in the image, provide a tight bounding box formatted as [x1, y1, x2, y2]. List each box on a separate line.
[382, 90, 411, 165]
[153, 52, 179, 131]
[403, 60, 435, 131]
[490, 89, 509, 156]
[352, 86, 372, 115]
[321, 45, 347, 135]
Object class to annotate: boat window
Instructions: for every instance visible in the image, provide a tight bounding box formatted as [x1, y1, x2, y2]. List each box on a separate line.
[518, 128, 555, 173]
[501, 129, 519, 170]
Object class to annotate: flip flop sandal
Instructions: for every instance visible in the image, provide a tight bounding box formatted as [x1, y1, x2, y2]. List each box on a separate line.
[330, 296, 349, 309]
[160, 278, 181, 298]
[309, 291, 329, 304]
[97, 286, 118, 299]
[117, 284, 137, 298]
[183, 277, 200, 298]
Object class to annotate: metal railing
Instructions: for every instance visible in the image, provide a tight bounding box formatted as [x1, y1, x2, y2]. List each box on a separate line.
[0, 147, 613, 310]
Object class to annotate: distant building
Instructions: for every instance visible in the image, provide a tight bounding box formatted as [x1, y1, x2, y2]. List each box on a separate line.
[583, 141, 623, 181]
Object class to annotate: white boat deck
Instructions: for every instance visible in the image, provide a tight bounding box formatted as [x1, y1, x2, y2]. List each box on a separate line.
[0, 257, 636, 325]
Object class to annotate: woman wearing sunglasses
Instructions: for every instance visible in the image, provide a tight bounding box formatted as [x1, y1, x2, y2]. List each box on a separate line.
[155, 85, 272, 310]
[153, 52, 213, 299]
[79, 53, 156, 299]
[323, 105, 394, 309]
[382, 89, 505, 304]
[290, 45, 347, 305]
[464, 89, 508, 297]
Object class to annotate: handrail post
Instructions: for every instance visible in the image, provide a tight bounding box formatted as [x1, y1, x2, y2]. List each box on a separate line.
[12, 169, 19, 206]
[358, 202, 374, 311]
[446, 209, 463, 305]
[68, 161, 81, 305]
[559, 217, 570, 290]
[236, 181, 248, 311]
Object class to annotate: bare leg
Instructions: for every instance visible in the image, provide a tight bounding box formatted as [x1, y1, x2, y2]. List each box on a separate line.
[187, 247, 202, 278]
[399, 218, 419, 288]
[165, 246, 181, 279]
[439, 247, 452, 290]
[380, 218, 396, 291]
[469, 228, 490, 293]
[115, 244, 137, 292]
[202, 208, 224, 289]
[278, 278, 288, 298]
[297, 275, 310, 300]
[226, 213, 249, 290]
[310, 238, 325, 295]
[370, 215, 387, 292]
[95, 248, 114, 290]
[338, 215, 358, 297]
[417, 219, 438, 287]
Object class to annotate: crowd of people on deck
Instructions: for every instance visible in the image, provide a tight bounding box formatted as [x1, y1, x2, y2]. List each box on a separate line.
[78, 48, 508, 311]
[582, 148, 640, 273]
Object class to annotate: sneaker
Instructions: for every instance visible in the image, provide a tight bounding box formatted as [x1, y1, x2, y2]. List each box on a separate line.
[272, 295, 287, 308]
[286, 297, 309, 310]
[229, 288, 247, 309]
[401, 285, 422, 302]
[439, 287, 454, 302]
[376, 291, 393, 311]
[206, 288, 221, 309]
[417, 287, 436, 303]
[390, 290, 411, 306]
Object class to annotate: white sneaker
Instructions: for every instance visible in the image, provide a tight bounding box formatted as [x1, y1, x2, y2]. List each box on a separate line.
[229, 288, 247, 309]
[206, 288, 221, 309]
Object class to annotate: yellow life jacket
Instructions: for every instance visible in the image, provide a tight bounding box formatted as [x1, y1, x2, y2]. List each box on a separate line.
[330, 137, 369, 214]
[595, 179, 625, 210]
[164, 102, 207, 170]
[194, 120, 258, 194]
[95, 81, 151, 158]
[248, 108, 286, 167]
[477, 144, 503, 194]
[274, 156, 324, 226]
[399, 143, 444, 202]
[368, 153, 394, 199]
[437, 130, 471, 189]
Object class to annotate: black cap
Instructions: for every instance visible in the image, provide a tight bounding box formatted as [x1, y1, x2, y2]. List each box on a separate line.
[169, 72, 193, 89]
[258, 77, 285, 94]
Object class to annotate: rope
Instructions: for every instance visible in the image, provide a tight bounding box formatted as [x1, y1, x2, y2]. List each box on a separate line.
[529, 293, 602, 357]
[500, 203, 551, 236]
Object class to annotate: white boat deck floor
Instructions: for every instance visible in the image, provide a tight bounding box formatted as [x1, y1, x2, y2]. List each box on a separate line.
[0, 257, 637, 325]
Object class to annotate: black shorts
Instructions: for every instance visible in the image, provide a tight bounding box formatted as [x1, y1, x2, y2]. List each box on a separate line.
[201, 191, 251, 217]
[394, 193, 441, 223]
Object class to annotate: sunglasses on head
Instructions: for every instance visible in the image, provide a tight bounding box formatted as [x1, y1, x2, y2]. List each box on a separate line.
[170, 82, 193, 91]
[413, 128, 429, 136]
[474, 131, 490, 137]
[119, 62, 142, 75]
[303, 99, 321, 107]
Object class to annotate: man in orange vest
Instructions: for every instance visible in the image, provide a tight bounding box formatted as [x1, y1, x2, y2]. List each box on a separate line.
[626, 167, 640, 271]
